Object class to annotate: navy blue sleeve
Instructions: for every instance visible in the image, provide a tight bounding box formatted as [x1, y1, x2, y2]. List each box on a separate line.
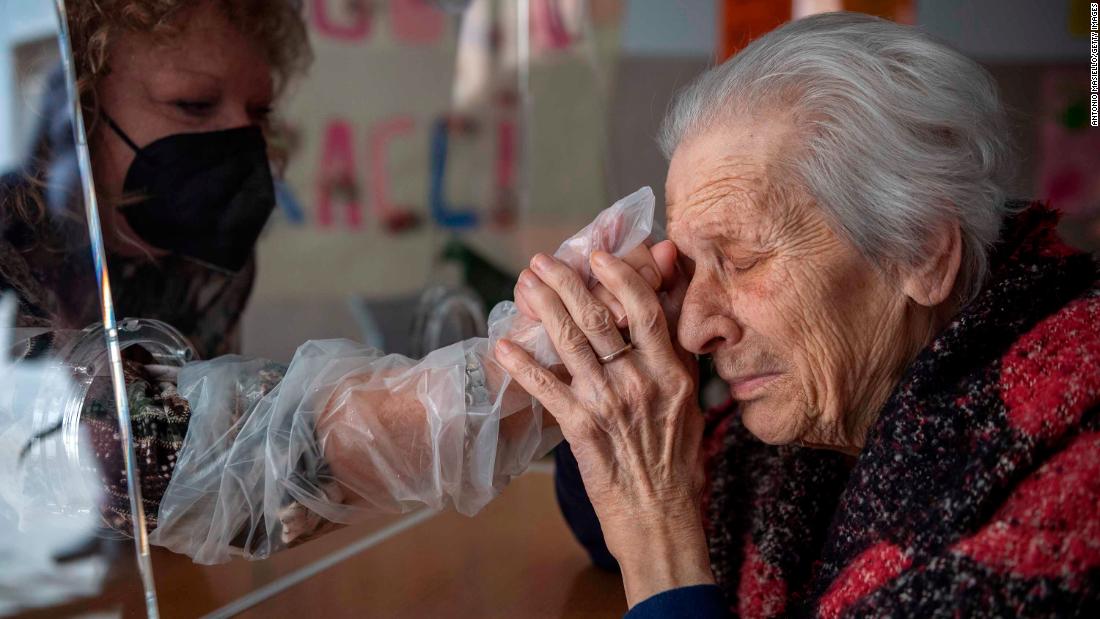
[624, 585, 730, 619]
[556, 444, 731, 618]
[553, 441, 619, 572]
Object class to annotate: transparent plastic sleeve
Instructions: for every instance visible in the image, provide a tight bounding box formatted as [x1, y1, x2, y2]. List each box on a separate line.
[149, 187, 655, 564]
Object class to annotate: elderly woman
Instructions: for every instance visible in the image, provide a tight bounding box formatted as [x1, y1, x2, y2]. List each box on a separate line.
[496, 12, 1100, 618]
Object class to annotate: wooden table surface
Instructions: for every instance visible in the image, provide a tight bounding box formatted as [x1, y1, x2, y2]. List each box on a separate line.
[18, 468, 627, 618]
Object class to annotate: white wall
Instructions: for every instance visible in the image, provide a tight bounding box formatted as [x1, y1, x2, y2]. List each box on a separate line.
[619, 0, 1092, 62]
[0, 1, 57, 171]
[918, 0, 1091, 62]
[620, 0, 716, 57]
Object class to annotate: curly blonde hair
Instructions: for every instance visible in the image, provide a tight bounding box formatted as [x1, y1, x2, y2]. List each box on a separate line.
[68, 0, 312, 113]
[6, 0, 311, 229]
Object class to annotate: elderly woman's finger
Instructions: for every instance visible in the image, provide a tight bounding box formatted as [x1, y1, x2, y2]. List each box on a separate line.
[514, 281, 535, 320]
[518, 267, 606, 378]
[529, 254, 628, 360]
[494, 338, 578, 419]
[593, 240, 680, 327]
[649, 240, 679, 283]
[589, 250, 673, 353]
[619, 243, 663, 289]
[593, 243, 659, 326]
[517, 241, 679, 324]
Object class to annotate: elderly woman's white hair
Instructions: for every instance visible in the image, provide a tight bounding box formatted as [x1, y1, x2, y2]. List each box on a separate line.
[659, 12, 1017, 303]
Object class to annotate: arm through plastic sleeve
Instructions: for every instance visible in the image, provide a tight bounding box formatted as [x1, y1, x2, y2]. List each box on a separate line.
[148, 337, 553, 564]
[148, 186, 655, 564]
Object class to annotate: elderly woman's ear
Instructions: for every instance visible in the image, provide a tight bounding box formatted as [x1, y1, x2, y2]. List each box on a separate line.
[899, 218, 963, 308]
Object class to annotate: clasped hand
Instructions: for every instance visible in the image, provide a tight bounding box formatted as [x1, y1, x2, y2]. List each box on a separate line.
[502, 241, 716, 607]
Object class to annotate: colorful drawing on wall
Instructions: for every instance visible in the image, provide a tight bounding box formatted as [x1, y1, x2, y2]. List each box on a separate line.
[1038, 68, 1100, 248]
[717, 0, 790, 62]
[720, 0, 914, 61]
[841, 0, 914, 23]
[251, 0, 622, 299]
[1038, 68, 1100, 217]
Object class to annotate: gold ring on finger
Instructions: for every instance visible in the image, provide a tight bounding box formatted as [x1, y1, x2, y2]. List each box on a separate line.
[597, 342, 634, 364]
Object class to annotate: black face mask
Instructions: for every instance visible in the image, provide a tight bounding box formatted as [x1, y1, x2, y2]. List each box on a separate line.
[104, 114, 276, 272]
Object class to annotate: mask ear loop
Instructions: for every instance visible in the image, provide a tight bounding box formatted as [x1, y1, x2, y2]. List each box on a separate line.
[98, 111, 157, 260]
[100, 112, 141, 153]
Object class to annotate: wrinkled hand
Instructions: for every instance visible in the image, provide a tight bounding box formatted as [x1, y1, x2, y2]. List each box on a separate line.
[510, 241, 680, 428]
[514, 241, 678, 328]
[495, 245, 713, 607]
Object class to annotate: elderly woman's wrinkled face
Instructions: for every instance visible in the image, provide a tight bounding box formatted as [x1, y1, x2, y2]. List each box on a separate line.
[668, 114, 921, 451]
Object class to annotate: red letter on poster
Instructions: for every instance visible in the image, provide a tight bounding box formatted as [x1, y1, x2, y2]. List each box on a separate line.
[495, 119, 515, 191]
[369, 115, 415, 221]
[311, 0, 372, 42]
[317, 119, 363, 229]
[391, 0, 445, 45]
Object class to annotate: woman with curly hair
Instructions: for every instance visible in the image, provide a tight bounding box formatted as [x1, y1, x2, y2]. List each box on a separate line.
[3, 0, 309, 353]
[1, 0, 333, 559]
[2, 0, 665, 566]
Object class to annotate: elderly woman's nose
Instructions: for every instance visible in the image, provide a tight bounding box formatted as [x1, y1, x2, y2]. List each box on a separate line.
[677, 286, 741, 355]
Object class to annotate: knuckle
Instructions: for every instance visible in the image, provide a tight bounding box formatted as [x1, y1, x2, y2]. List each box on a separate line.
[577, 303, 615, 334]
[558, 322, 591, 355]
[620, 366, 657, 403]
[602, 389, 627, 415]
[560, 273, 590, 304]
[656, 362, 695, 400]
[522, 365, 554, 392]
[637, 377, 661, 403]
[635, 305, 666, 337]
[670, 374, 696, 403]
[666, 363, 693, 388]
[673, 371, 690, 395]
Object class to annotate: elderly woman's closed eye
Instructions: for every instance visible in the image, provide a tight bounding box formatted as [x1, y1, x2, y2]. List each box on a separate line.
[504, 11, 1100, 619]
